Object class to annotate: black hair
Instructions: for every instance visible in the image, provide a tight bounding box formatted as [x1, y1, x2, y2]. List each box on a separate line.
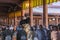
[20, 17, 30, 25]
[52, 25, 58, 31]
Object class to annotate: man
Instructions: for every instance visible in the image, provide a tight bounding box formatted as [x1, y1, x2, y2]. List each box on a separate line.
[33, 25, 42, 40]
[51, 26, 58, 40]
[40, 25, 48, 40]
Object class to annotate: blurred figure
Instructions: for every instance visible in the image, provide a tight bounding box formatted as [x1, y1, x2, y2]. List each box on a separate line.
[49, 25, 53, 31]
[51, 26, 58, 40]
[0, 25, 2, 40]
[2, 26, 11, 40]
[58, 24, 60, 30]
[23, 24, 33, 40]
[33, 25, 42, 40]
[47, 25, 53, 40]
[5, 26, 11, 40]
[2, 25, 6, 40]
[0, 25, 2, 36]
[57, 25, 60, 40]
[16, 25, 22, 40]
[9, 25, 14, 39]
[9, 25, 14, 31]
[40, 25, 48, 40]
[16, 25, 27, 40]
[2, 25, 6, 31]
[16, 17, 28, 40]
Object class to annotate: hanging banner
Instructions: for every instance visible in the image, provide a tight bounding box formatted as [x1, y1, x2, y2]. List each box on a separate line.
[22, 0, 57, 9]
[50, 0, 53, 3]
[46, 0, 50, 4]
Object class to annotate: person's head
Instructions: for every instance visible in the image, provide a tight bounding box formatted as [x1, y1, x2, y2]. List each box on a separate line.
[2, 25, 6, 28]
[52, 26, 58, 31]
[2, 25, 6, 30]
[20, 17, 30, 25]
[39, 25, 43, 29]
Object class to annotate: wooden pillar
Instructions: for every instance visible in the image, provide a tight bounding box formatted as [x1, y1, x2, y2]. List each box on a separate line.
[6, 18, 8, 24]
[11, 18, 14, 25]
[29, 0, 33, 26]
[6, 18, 8, 25]
[11, 18, 12, 25]
[13, 10, 17, 40]
[8, 18, 12, 25]
[8, 16, 9, 25]
[21, 9, 25, 19]
[14, 13, 18, 31]
[56, 15, 58, 25]
[15, 17, 18, 26]
[14, 11, 15, 25]
[35, 19, 37, 25]
[13, 9, 17, 31]
[37, 18, 39, 25]
[14, 17, 18, 31]
[9, 18, 10, 25]
[14, 6, 17, 26]
[43, 0, 48, 28]
[21, 3, 25, 20]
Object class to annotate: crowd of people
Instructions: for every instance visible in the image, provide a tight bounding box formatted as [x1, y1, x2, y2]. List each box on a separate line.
[0, 17, 60, 40]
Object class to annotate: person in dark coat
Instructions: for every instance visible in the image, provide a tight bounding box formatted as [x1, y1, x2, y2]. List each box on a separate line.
[16, 25, 27, 40]
[40, 25, 48, 40]
[2, 26, 11, 40]
[33, 25, 42, 40]
[16, 17, 30, 40]
[16, 25, 22, 40]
